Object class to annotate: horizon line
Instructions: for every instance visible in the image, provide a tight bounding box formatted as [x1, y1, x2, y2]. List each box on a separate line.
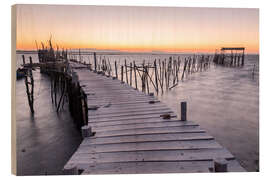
[15, 49, 259, 55]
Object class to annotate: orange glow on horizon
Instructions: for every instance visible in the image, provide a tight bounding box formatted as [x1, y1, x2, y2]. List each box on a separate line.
[16, 5, 259, 54]
[16, 41, 259, 54]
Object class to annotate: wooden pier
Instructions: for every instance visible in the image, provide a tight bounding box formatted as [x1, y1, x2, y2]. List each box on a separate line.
[63, 61, 245, 174]
[213, 47, 245, 67]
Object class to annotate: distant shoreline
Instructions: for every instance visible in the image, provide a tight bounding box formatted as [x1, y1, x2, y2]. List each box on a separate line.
[16, 50, 259, 56]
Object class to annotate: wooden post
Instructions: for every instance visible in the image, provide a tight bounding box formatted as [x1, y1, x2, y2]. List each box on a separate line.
[234, 54, 237, 66]
[176, 57, 180, 82]
[57, 75, 66, 112]
[24, 56, 34, 114]
[115, 61, 118, 79]
[146, 66, 150, 94]
[63, 165, 79, 175]
[125, 59, 128, 84]
[237, 54, 240, 66]
[50, 74, 54, 103]
[54, 73, 57, 107]
[93, 52, 97, 72]
[79, 48, 81, 62]
[134, 61, 138, 89]
[81, 125, 93, 138]
[121, 65, 124, 83]
[154, 60, 159, 93]
[181, 59, 187, 80]
[161, 60, 165, 91]
[167, 58, 171, 89]
[230, 50, 233, 66]
[214, 158, 228, 172]
[180, 101, 187, 121]
[142, 64, 146, 93]
[241, 49, 245, 66]
[130, 62, 132, 86]
[22, 55, 25, 64]
[164, 59, 168, 89]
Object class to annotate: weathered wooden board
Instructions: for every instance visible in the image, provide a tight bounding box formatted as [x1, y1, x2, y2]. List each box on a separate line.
[90, 107, 172, 117]
[88, 113, 177, 123]
[81, 132, 213, 146]
[88, 117, 180, 127]
[80, 160, 245, 174]
[90, 120, 197, 132]
[67, 148, 235, 164]
[96, 103, 166, 110]
[76, 139, 223, 154]
[87, 100, 159, 107]
[94, 126, 205, 138]
[92, 102, 165, 109]
[89, 109, 174, 119]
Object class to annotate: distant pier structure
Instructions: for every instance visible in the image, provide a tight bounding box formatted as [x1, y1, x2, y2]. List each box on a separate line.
[213, 47, 245, 67]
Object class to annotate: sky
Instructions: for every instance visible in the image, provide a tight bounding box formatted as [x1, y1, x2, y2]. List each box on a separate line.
[15, 4, 259, 53]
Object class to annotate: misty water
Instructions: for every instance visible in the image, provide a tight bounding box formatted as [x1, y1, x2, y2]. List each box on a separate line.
[16, 53, 259, 174]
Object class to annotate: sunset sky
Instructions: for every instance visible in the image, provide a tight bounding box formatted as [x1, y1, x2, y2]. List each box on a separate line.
[16, 5, 259, 53]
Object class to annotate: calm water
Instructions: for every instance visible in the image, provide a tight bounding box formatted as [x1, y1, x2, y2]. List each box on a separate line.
[16, 53, 259, 174]
[159, 54, 259, 171]
[16, 54, 82, 175]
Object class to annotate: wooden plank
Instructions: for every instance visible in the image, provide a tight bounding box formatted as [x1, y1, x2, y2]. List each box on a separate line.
[87, 97, 155, 103]
[93, 106, 170, 114]
[80, 159, 245, 174]
[87, 100, 160, 106]
[96, 105, 170, 113]
[87, 95, 153, 100]
[89, 109, 173, 119]
[88, 117, 180, 127]
[93, 101, 165, 109]
[81, 132, 213, 145]
[90, 120, 197, 130]
[67, 148, 235, 164]
[92, 121, 198, 132]
[87, 99, 153, 104]
[97, 102, 165, 109]
[94, 126, 205, 138]
[77, 139, 222, 154]
[88, 113, 177, 124]
[89, 109, 174, 119]
[86, 94, 149, 99]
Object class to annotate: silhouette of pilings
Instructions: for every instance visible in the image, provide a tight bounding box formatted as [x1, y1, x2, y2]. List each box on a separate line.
[22, 40, 88, 129]
[87, 53, 212, 95]
[213, 47, 245, 67]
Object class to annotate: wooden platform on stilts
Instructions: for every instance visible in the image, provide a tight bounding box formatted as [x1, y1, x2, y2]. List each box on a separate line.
[63, 62, 245, 174]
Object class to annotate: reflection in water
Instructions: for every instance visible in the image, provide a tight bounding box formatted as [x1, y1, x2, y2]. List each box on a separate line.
[16, 71, 82, 175]
[16, 53, 259, 174]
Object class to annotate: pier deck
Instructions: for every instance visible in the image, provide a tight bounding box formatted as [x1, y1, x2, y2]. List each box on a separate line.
[64, 63, 245, 174]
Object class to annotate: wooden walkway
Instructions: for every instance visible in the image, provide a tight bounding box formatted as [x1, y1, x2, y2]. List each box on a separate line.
[64, 63, 245, 174]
